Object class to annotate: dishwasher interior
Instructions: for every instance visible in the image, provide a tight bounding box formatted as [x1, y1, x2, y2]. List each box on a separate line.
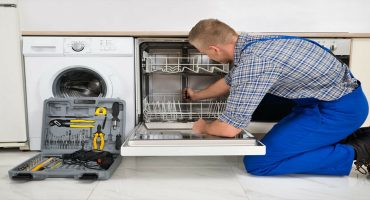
[140, 40, 228, 127]
[121, 38, 265, 156]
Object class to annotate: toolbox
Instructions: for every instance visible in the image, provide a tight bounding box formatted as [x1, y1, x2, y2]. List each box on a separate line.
[9, 98, 125, 180]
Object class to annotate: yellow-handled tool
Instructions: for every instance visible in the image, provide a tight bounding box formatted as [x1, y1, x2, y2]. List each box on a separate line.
[95, 107, 107, 129]
[70, 119, 95, 123]
[93, 125, 105, 151]
[31, 157, 54, 172]
[95, 107, 107, 116]
[49, 119, 95, 128]
[69, 124, 95, 128]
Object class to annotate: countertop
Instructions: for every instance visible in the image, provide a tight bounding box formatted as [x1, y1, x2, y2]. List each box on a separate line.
[21, 31, 370, 38]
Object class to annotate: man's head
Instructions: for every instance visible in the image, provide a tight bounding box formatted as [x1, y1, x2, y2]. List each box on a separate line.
[189, 19, 238, 64]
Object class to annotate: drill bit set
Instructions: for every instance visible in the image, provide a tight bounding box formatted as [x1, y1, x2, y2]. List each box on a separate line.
[9, 98, 126, 180]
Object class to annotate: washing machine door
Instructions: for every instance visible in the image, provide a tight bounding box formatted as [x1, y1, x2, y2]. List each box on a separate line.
[52, 66, 108, 98]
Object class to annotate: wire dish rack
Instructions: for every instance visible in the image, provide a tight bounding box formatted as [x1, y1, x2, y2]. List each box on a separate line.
[143, 94, 227, 122]
[144, 55, 229, 74]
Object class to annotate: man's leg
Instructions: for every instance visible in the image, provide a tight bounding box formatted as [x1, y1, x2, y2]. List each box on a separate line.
[244, 86, 368, 176]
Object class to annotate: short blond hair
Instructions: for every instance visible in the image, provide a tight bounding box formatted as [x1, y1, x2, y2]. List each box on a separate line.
[189, 19, 238, 49]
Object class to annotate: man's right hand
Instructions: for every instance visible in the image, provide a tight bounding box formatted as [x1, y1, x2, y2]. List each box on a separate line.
[182, 78, 230, 102]
[183, 88, 196, 101]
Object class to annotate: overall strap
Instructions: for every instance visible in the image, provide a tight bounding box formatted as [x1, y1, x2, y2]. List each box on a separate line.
[241, 35, 331, 53]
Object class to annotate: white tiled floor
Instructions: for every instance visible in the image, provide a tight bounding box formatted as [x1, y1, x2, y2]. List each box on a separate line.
[1, 149, 370, 200]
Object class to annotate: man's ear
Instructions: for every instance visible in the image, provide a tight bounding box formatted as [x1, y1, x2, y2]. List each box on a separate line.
[208, 45, 221, 54]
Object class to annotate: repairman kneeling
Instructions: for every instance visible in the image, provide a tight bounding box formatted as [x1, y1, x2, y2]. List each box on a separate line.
[185, 19, 369, 176]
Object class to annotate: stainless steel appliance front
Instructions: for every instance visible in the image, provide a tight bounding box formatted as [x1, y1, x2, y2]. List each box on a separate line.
[121, 38, 265, 156]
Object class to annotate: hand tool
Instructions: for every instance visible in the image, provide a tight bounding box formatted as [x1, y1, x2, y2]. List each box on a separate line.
[111, 102, 120, 130]
[68, 130, 72, 145]
[49, 161, 63, 170]
[48, 130, 52, 148]
[108, 133, 113, 143]
[115, 134, 122, 150]
[31, 157, 54, 172]
[95, 107, 107, 129]
[62, 149, 114, 170]
[49, 119, 95, 128]
[81, 131, 85, 150]
[45, 128, 49, 147]
[93, 125, 105, 151]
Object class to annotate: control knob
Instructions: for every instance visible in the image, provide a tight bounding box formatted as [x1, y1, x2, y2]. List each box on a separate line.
[71, 41, 85, 52]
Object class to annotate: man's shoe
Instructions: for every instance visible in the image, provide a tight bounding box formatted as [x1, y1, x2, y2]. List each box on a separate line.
[344, 127, 370, 174]
[341, 126, 370, 144]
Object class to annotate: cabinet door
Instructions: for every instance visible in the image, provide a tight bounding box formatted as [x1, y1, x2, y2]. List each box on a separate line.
[350, 39, 370, 127]
[0, 2, 27, 143]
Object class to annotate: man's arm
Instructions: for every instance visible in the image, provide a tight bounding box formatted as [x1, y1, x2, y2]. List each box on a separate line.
[192, 118, 241, 137]
[193, 56, 281, 137]
[185, 78, 230, 101]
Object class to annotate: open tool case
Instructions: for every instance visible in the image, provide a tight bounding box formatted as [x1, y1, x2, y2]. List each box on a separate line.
[9, 98, 125, 180]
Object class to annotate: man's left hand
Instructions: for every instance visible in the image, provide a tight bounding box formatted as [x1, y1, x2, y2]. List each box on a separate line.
[192, 118, 207, 134]
[192, 118, 242, 137]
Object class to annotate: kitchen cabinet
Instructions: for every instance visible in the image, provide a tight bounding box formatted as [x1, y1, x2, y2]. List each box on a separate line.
[350, 38, 370, 127]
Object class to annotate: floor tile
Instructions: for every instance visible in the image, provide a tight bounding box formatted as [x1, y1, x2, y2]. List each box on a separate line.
[232, 165, 370, 200]
[89, 166, 247, 200]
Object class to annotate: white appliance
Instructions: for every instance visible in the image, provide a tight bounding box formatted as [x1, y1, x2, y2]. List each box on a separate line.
[0, 1, 27, 147]
[23, 36, 135, 150]
[121, 38, 266, 156]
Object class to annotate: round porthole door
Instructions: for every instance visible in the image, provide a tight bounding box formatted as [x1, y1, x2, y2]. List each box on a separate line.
[52, 66, 108, 98]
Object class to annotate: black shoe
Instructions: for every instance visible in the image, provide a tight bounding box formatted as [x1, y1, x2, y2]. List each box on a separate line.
[341, 126, 370, 144]
[343, 126, 370, 174]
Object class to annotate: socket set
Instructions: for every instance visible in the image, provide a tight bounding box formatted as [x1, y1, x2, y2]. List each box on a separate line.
[9, 98, 125, 180]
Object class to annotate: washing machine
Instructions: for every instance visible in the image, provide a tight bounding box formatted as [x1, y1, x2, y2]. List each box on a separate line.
[23, 36, 135, 150]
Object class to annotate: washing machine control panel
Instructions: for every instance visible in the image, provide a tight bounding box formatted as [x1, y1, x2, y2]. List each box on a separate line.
[64, 38, 91, 54]
[63, 37, 133, 55]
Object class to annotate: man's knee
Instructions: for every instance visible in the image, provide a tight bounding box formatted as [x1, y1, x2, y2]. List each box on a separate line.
[243, 156, 273, 176]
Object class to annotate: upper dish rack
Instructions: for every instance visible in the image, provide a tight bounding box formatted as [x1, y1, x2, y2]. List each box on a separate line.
[143, 55, 229, 74]
[143, 94, 227, 122]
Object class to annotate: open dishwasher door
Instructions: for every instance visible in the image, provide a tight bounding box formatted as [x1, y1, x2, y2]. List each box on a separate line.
[121, 123, 265, 156]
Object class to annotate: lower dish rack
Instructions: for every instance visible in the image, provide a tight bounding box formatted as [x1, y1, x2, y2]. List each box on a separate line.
[143, 94, 227, 128]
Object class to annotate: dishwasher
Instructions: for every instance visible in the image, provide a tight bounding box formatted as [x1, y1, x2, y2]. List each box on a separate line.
[121, 38, 265, 156]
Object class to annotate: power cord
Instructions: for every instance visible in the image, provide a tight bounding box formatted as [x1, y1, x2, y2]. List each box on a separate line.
[62, 149, 114, 170]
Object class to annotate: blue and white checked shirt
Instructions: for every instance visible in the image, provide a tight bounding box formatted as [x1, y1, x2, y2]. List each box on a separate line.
[218, 32, 358, 129]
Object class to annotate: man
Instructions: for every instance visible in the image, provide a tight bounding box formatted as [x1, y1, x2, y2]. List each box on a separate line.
[185, 19, 370, 176]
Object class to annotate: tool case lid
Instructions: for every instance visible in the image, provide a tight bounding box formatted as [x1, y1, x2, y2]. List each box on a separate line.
[40, 97, 126, 155]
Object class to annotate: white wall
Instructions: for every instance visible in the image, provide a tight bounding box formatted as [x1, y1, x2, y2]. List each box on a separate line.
[18, 0, 370, 32]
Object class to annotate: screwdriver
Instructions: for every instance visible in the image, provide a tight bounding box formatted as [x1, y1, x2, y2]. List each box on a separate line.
[31, 157, 54, 172]
[111, 102, 120, 130]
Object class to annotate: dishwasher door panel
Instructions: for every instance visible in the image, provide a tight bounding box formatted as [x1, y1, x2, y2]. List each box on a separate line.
[121, 123, 266, 156]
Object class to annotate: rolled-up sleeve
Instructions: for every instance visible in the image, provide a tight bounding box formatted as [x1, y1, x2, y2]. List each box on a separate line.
[218, 55, 281, 128]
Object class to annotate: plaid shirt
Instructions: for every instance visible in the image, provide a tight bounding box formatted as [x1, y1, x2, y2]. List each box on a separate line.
[218, 32, 358, 128]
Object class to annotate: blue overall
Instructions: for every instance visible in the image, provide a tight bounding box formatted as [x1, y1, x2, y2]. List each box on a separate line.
[242, 36, 369, 176]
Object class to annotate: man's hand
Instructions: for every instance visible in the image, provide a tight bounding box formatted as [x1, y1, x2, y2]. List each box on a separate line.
[183, 88, 197, 101]
[192, 118, 207, 134]
[183, 78, 230, 102]
[192, 118, 242, 137]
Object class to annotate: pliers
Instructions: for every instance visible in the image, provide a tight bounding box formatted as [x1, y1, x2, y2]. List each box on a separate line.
[93, 125, 105, 151]
[49, 119, 95, 128]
